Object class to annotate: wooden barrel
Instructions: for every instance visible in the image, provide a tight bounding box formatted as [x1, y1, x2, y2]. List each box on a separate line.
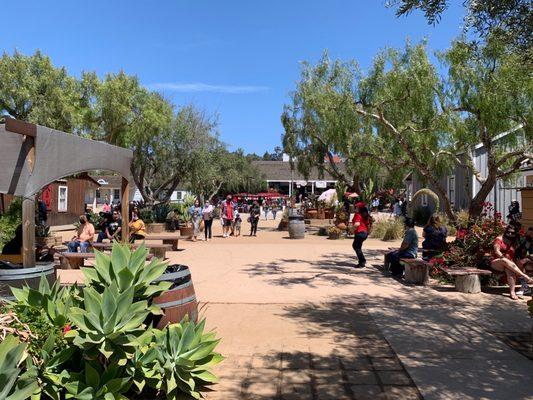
[0, 262, 56, 298]
[288, 216, 305, 239]
[152, 264, 198, 328]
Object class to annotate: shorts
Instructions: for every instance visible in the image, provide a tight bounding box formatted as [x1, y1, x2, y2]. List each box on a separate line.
[223, 219, 233, 227]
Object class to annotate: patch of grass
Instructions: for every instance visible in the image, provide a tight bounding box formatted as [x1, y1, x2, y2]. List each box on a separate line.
[370, 218, 404, 241]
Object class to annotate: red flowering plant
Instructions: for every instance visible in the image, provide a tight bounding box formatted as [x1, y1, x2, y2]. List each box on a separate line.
[431, 203, 505, 275]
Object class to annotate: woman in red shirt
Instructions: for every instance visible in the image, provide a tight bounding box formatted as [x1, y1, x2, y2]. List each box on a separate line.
[352, 204, 372, 268]
[491, 225, 532, 300]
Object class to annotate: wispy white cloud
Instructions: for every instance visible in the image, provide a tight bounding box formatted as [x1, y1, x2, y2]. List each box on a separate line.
[147, 82, 269, 94]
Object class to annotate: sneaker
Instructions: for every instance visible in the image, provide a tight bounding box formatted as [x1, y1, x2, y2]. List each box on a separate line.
[520, 284, 531, 295]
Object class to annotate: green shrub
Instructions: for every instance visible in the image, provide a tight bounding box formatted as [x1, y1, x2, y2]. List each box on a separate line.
[370, 218, 404, 241]
[0, 242, 222, 399]
[139, 208, 154, 224]
[0, 198, 22, 252]
[152, 203, 171, 223]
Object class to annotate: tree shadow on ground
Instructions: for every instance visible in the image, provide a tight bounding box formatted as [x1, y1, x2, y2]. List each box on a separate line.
[278, 294, 532, 400]
[243, 251, 389, 288]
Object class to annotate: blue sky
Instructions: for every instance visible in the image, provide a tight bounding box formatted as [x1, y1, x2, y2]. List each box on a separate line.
[0, 0, 464, 154]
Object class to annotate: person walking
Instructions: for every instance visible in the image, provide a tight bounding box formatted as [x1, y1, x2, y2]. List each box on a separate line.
[271, 201, 279, 220]
[263, 200, 270, 220]
[351, 204, 372, 268]
[202, 200, 214, 241]
[249, 201, 260, 236]
[221, 195, 235, 238]
[189, 199, 203, 242]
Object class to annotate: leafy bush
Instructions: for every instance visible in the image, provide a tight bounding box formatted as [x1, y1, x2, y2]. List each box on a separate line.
[370, 218, 404, 241]
[0, 197, 22, 252]
[153, 203, 171, 223]
[454, 209, 470, 229]
[0, 243, 222, 399]
[139, 208, 154, 224]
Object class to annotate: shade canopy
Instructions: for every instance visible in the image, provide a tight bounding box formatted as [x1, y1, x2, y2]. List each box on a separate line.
[0, 119, 133, 197]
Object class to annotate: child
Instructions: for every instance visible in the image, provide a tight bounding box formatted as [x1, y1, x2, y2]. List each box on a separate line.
[233, 211, 242, 237]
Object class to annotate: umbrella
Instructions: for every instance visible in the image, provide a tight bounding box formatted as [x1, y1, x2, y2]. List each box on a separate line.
[318, 188, 337, 203]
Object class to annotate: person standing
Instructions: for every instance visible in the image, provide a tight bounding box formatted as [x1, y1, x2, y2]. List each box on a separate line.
[351, 205, 372, 268]
[263, 200, 270, 220]
[202, 200, 214, 241]
[221, 195, 235, 238]
[189, 199, 203, 242]
[68, 215, 95, 253]
[271, 201, 279, 220]
[249, 201, 260, 236]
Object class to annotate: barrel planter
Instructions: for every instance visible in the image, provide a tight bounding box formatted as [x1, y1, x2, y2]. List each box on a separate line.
[179, 226, 194, 238]
[152, 264, 198, 328]
[0, 262, 56, 298]
[305, 209, 318, 219]
[317, 209, 326, 219]
[288, 216, 305, 239]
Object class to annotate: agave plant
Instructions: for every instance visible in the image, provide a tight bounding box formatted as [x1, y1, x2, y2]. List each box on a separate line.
[81, 243, 171, 309]
[148, 319, 223, 399]
[0, 335, 39, 400]
[152, 203, 171, 223]
[10, 276, 80, 328]
[63, 362, 131, 400]
[67, 284, 149, 363]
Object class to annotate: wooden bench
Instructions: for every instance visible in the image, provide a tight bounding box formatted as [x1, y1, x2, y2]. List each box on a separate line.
[58, 252, 154, 269]
[92, 242, 172, 259]
[400, 259, 430, 285]
[142, 235, 180, 251]
[436, 265, 492, 294]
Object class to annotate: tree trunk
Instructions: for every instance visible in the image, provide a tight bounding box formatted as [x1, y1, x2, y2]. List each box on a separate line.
[468, 173, 497, 218]
[455, 275, 481, 294]
[426, 176, 456, 223]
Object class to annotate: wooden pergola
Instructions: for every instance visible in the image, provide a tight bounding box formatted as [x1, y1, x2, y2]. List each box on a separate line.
[0, 118, 133, 267]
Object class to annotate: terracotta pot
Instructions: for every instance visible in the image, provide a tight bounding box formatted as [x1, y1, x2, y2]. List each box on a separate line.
[336, 223, 347, 231]
[317, 209, 326, 219]
[179, 226, 194, 238]
[305, 208, 318, 219]
[325, 208, 335, 219]
[146, 223, 165, 234]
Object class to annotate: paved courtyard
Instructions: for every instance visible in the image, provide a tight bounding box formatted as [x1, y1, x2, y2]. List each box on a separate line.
[59, 218, 533, 399]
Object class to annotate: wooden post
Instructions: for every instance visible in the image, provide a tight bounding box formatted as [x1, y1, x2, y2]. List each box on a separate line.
[121, 177, 130, 243]
[22, 197, 36, 267]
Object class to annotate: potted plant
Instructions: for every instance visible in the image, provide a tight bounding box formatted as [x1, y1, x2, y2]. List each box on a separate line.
[148, 203, 170, 233]
[328, 226, 342, 240]
[35, 225, 60, 247]
[139, 207, 155, 232]
[317, 200, 326, 219]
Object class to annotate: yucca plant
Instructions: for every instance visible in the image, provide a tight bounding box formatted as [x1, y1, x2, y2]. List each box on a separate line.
[67, 284, 150, 364]
[82, 243, 171, 309]
[0, 335, 39, 400]
[149, 319, 223, 399]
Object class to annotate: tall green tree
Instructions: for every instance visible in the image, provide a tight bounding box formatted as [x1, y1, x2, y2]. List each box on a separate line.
[388, 0, 532, 58]
[0, 50, 82, 132]
[282, 38, 531, 220]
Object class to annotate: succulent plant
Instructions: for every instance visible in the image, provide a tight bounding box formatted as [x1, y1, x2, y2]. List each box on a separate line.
[81, 242, 171, 309]
[0, 335, 39, 400]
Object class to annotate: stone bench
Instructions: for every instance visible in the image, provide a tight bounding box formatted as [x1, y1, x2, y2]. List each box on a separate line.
[58, 252, 154, 269]
[400, 258, 430, 285]
[436, 265, 492, 294]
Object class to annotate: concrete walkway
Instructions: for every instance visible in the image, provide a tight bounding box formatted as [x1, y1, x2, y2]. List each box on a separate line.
[164, 219, 533, 400]
[57, 218, 533, 399]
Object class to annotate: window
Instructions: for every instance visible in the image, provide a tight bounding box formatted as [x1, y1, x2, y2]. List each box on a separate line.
[58, 186, 68, 212]
[447, 175, 456, 208]
[421, 194, 428, 207]
[113, 188, 121, 203]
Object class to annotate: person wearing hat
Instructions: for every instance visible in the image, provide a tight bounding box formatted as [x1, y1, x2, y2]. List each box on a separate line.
[386, 217, 419, 277]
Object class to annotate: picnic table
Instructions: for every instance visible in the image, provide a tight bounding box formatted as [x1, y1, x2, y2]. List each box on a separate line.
[58, 252, 154, 269]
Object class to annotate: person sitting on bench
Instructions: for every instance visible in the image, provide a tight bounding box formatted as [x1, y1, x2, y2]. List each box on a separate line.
[386, 218, 419, 278]
[129, 211, 147, 243]
[422, 214, 448, 260]
[96, 210, 122, 243]
[491, 225, 533, 300]
[68, 215, 95, 253]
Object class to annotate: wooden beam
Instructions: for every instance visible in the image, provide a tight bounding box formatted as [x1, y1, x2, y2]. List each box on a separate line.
[22, 197, 36, 267]
[121, 177, 130, 243]
[5, 118, 37, 138]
